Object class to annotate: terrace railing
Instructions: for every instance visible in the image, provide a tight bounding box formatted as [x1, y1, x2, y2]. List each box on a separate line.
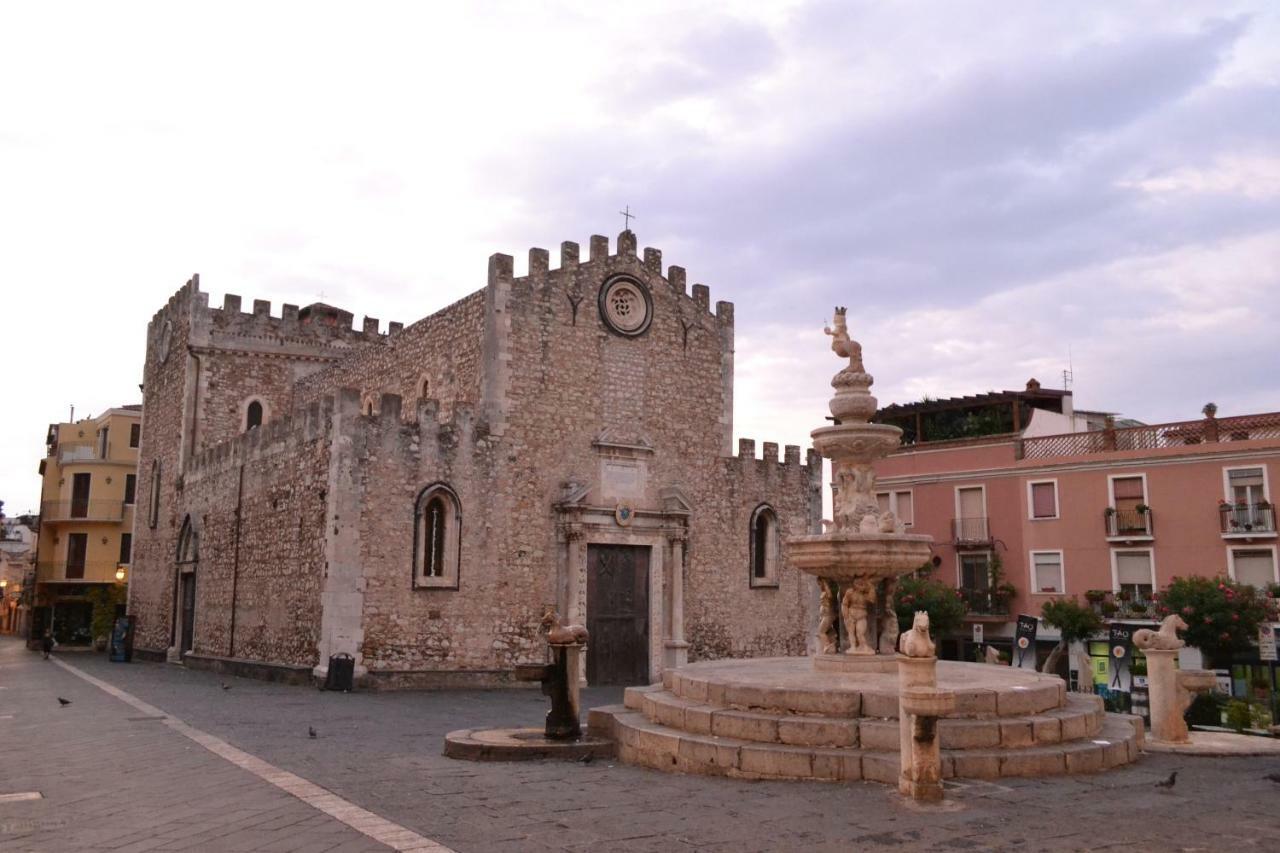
[1220, 503, 1276, 535]
[1019, 411, 1280, 460]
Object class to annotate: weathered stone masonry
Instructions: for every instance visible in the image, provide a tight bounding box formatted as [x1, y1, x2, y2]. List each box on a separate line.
[128, 231, 822, 686]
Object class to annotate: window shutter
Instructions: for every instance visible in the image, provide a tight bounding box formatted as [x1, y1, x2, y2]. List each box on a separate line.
[876, 493, 891, 515]
[1234, 550, 1276, 587]
[1112, 477, 1144, 500]
[1228, 468, 1264, 488]
[1115, 552, 1152, 587]
[896, 491, 913, 524]
[1031, 483, 1056, 518]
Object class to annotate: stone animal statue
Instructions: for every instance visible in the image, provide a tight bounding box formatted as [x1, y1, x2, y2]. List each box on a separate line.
[984, 645, 1004, 665]
[878, 511, 897, 534]
[1133, 614, 1188, 651]
[899, 610, 935, 658]
[541, 607, 589, 646]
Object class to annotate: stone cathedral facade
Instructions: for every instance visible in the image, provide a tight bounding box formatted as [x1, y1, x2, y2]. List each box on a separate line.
[128, 230, 822, 687]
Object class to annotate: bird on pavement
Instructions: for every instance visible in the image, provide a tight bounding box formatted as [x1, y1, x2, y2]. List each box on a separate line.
[1155, 770, 1178, 789]
[578, 753, 593, 765]
[308, 726, 317, 739]
[1264, 772, 1280, 784]
[57, 697, 71, 707]
[221, 683, 232, 690]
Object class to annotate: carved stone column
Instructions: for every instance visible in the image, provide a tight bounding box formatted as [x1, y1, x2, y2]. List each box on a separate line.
[665, 529, 689, 669]
[560, 523, 586, 684]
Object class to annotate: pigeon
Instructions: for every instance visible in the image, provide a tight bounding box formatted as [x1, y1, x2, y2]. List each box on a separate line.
[1155, 770, 1178, 788]
[1264, 772, 1280, 784]
[578, 753, 593, 765]
[221, 683, 232, 690]
[308, 726, 317, 739]
[57, 697, 71, 707]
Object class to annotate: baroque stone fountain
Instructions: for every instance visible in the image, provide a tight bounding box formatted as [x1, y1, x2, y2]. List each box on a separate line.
[788, 307, 933, 663]
[589, 308, 1144, 787]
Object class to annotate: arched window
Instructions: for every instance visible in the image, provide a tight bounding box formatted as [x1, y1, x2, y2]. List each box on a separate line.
[749, 504, 779, 587]
[245, 400, 263, 431]
[419, 376, 430, 398]
[173, 516, 199, 656]
[147, 460, 162, 529]
[413, 484, 461, 589]
[362, 393, 378, 416]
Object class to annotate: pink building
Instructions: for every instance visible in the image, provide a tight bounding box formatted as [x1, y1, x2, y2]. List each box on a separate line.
[873, 385, 1280, 669]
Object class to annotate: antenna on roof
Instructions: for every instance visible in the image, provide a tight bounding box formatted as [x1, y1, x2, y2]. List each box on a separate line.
[1062, 346, 1074, 391]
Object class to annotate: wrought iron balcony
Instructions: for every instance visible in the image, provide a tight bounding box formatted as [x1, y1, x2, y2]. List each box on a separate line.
[40, 500, 125, 523]
[960, 587, 1010, 616]
[952, 517, 991, 546]
[1104, 508, 1153, 539]
[1220, 503, 1276, 536]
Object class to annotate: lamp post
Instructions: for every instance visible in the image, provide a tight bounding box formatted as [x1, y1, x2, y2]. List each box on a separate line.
[114, 565, 126, 583]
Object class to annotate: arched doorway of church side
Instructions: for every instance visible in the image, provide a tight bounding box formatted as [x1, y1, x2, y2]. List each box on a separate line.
[171, 517, 199, 659]
[585, 544, 651, 685]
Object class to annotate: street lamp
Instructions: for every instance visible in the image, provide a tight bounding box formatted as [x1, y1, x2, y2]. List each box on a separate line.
[114, 565, 126, 582]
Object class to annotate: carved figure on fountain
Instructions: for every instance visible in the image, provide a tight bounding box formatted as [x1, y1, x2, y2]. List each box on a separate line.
[817, 580, 839, 655]
[841, 578, 878, 655]
[877, 577, 900, 653]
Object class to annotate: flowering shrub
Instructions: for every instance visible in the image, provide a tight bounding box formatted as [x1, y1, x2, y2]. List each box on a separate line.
[1157, 576, 1277, 664]
[893, 570, 966, 638]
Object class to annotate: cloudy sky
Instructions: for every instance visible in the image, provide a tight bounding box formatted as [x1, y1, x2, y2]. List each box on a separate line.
[3, 1, 1278, 513]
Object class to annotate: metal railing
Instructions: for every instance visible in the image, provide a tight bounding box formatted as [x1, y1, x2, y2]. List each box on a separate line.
[1220, 504, 1276, 535]
[57, 445, 99, 463]
[952, 517, 990, 545]
[1019, 411, 1280, 460]
[960, 587, 1010, 616]
[40, 500, 125, 522]
[35, 560, 121, 581]
[1105, 508, 1153, 538]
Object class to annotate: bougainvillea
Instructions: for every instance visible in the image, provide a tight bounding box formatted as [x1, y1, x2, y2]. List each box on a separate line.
[1156, 576, 1277, 664]
[893, 569, 967, 638]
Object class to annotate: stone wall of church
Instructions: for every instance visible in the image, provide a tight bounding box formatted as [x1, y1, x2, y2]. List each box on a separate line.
[176, 404, 333, 666]
[332, 394, 547, 681]
[683, 442, 823, 661]
[292, 290, 486, 422]
[130, 277, 203, 654]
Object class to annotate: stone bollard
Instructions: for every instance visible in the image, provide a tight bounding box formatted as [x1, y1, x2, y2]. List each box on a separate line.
[1144, 648, 1215, 744]
[897, 654, 955, 802]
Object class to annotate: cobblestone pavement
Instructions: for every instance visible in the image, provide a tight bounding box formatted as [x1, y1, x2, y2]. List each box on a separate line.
[5, 637, 1280, 852]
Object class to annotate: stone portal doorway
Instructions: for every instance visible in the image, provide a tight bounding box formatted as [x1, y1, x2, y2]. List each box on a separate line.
[586, 544, 650, 685]
[179, 573, 196, 655]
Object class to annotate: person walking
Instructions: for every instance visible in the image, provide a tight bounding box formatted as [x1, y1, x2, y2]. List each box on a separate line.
[41, 631, 54, 659]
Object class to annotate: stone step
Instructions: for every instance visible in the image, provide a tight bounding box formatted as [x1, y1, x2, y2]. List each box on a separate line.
[633, 687, 1105, 751]
[595, 706, 1142, 783]
[661, 660, 1066, 719]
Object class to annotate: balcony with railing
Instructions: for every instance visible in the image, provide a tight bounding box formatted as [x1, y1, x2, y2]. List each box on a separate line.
[1220, 503, 1276, 537]
[35, 560, 121, 582]
[1018, 411, 1280, 460]
[1104, 508, 1153, 540]
[960, 587, 1010, 618]
[952, 517, 991, 546]
[40, 500, 125, 523]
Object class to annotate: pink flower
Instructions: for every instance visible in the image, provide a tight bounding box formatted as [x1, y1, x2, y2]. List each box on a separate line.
[1182, 606, 1194, 616]
[1203, 616, 1213, 625]
[1232, 613, 1240, 621]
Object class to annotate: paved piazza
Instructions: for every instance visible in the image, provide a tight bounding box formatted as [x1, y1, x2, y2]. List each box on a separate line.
[2, 638, 1279, 852]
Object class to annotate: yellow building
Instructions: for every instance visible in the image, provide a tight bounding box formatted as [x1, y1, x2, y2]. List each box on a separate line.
[33, 406, 141, 646]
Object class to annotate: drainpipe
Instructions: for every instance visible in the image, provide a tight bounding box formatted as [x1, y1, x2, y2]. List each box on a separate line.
[228, 464, 244, 658]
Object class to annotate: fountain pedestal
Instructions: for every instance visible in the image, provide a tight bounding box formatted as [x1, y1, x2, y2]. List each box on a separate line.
[897, 655, 954, 802]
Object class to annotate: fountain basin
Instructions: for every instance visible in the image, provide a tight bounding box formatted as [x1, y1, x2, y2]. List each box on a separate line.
[811, 423, 902, 464]
[901, 686, 956, 718]
[788, 532, 933, 582]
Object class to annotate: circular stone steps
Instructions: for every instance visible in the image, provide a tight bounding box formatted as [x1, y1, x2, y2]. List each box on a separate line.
[588, 657, 1144, 783]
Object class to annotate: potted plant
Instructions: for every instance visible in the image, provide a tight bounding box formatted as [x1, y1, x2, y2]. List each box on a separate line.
[1135, 503, 1150, 515]
[1101, 600, 1119, 617]
[1202, 402, 1218, 418]
[1085, 589, 1108, 604]
[1104, 506, 1117, 516]
[1116, 588, 1134, 603]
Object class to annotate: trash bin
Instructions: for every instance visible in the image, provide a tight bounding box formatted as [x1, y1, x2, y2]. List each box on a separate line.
[324, 653, 354, 692]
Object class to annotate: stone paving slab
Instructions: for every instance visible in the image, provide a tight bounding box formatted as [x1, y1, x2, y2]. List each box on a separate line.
[9, 637, 1280, 851]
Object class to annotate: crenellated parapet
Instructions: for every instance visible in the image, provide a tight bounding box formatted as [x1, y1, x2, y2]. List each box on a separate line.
[483, 229, 735, 327]
[206, 292, 402, 345]
[185, 397, 334, 480]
